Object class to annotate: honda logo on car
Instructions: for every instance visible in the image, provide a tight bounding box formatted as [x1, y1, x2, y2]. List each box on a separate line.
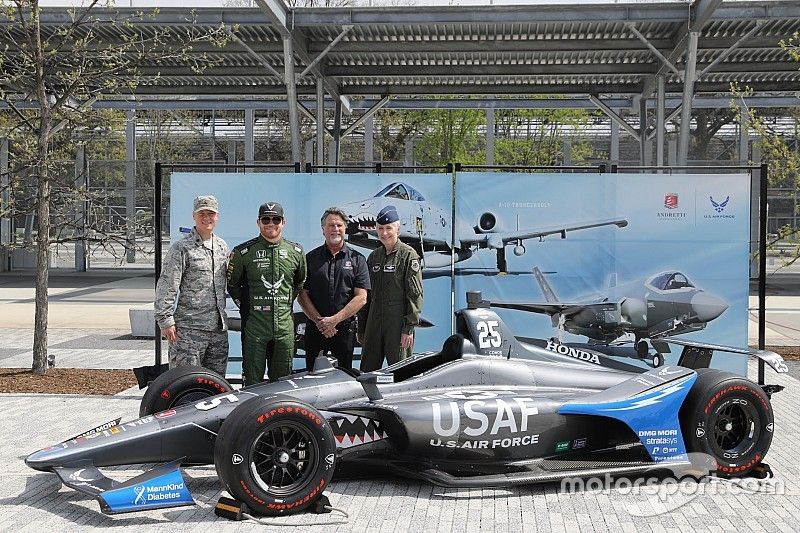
[545, 340, 600, 364]
[430, 397, 539, 449]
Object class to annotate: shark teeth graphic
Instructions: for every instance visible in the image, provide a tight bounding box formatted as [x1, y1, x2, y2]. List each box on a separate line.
[350, 212, 377, 230]
[332, 415, 387, 448]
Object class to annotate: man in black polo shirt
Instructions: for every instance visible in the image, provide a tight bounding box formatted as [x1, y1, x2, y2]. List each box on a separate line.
[298, 207, 371, 370]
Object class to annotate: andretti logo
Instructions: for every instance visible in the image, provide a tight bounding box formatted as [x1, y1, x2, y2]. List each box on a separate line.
[656, 192, 686, 220]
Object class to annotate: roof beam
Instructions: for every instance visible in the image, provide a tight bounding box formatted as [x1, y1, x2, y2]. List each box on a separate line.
[340, 95, 390, 138]
[225, 27, 283, 79]
[641, 0, 723, 97]
[253, 0, 352, 114]
[589, 95, 640, 140]
[298, 25, 352, 78]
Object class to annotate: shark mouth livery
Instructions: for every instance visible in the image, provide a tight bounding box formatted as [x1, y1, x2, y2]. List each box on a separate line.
[27, 290, 784, 518]
[329, 414, 388, 448]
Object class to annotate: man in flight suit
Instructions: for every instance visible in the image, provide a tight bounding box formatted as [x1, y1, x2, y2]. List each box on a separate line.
[358, 205, 424, 372]
[227, 202, 306, 384]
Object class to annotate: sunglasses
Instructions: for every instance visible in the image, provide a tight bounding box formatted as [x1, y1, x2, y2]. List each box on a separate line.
[260, 216, 283, 225]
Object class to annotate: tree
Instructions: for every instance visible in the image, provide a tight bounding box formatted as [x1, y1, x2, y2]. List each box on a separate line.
[730, 32, 800, 267]
[0, 1, 230, 374]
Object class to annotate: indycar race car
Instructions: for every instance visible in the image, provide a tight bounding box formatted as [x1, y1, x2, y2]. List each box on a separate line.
[26, 291, 787, 517]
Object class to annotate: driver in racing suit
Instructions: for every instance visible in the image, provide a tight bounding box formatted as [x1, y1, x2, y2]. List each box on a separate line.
[227, 202, 306, 385]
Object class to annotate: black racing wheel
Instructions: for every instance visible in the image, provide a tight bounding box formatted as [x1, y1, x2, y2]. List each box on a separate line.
[679, 368, 774, 477]
[214, 396, 337, 516]
[139, 365, 232, 417]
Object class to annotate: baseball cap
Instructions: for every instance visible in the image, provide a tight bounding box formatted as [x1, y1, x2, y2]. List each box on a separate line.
[193, 195, 219, 213]
[259, 202, 284, 218]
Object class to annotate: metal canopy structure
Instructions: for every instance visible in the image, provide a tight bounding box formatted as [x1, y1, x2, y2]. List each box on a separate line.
[5, 0, 800, 164]
[27, 0, 795, 98]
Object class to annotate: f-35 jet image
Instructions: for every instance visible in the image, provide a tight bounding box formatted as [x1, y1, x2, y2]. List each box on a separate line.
[341, 181, 628, 272]
[492, 268, 729, 361]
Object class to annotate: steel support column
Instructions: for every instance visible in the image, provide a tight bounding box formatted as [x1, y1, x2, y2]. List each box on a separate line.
[364, 116, 374, 166]
[678, 32, 699, 166]
[486, 108, 495, 166]
[656, 75, 666, 167]
[610, 122, 619, 166]
[125, 110, 136, 263]
[316, 78, 325, 165]
[332, 99, 342, 167]
[739, 104, 750, 163]
[283, 37, 301, 163]
[244, 109, 255, 165]
[639, 96, 648, 166]
[74, 144, 87, 271]
[0, 138, 9, 271]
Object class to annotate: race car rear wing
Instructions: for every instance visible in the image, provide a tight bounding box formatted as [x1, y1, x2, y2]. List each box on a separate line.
[659, 337, 789, 376]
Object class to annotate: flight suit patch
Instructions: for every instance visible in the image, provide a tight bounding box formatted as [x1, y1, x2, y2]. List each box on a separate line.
[372, 264, 381, 272]
[383, 265, 396, 272]
[410, 259, 420, 272]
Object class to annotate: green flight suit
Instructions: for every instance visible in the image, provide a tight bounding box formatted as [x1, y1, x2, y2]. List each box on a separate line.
[227, 236, 306, 384]
[358, 240, 424, 371]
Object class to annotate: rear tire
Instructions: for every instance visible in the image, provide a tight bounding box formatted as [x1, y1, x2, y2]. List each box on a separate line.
[214, 396, 336, 516]
[139, 365, 232, 417]
[679, 369, 773, 477]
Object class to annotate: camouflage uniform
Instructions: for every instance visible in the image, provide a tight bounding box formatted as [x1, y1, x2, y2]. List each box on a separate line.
[227, 236, 306, 384]
[358, 240, 424, 371]
[155, 228, 229, 376]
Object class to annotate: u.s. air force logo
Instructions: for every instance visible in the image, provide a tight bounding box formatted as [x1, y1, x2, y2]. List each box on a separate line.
[261, 274, 285, 295]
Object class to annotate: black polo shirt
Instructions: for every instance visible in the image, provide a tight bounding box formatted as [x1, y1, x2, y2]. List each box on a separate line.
[304, 243, 370, 323]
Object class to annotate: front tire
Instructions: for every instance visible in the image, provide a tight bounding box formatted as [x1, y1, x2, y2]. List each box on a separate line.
[139, 365, 232, 417]
[679, 369, 774, 477]
[214, 396, 336, 516]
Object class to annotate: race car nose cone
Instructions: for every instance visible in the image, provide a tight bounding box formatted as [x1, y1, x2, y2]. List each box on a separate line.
[691, 292, 728, 322]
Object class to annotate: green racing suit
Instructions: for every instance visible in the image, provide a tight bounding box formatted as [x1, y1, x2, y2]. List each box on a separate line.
[227, 235, 306, 384]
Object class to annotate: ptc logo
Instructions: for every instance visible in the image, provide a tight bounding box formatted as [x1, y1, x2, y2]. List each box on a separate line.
[231, 454, 243, 465]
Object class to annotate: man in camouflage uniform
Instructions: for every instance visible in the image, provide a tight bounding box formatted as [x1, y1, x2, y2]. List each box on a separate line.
[227, 202, 306, 385]
[358, 205, 424, 372]
[155, 195, 229, 376]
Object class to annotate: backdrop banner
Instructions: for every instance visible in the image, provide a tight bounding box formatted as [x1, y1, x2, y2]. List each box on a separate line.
[170, 171, 750, 375]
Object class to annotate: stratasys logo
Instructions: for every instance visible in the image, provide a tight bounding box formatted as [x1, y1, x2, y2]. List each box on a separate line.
[545, 340, 600, 364]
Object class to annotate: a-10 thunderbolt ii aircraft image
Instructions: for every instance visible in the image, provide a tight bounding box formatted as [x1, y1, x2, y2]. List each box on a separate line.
[491, 268, 729, 366]
[340, 182, 628, 272]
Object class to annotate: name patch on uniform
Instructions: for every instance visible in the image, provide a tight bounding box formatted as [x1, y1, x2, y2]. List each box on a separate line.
[372, 264, 381, 272]
[279, 249, 288, 259]
[383, 265, 396, 272]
